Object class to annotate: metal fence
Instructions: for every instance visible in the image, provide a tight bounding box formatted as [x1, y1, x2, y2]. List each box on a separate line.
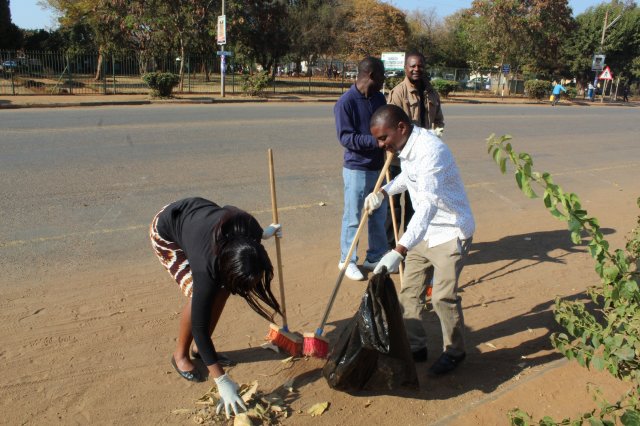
[0, 50, 519, 96]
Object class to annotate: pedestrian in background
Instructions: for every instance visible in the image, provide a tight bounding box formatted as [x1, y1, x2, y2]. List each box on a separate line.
[623, 84, 630, 102]
[365, 105, 475, 375]
[551, 81, 567, 106]
[334, 56, 388, 281]
[387, 51, 444, 249]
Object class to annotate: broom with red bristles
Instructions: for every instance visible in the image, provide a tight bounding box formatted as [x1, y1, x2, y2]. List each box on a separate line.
[303, 153, 394, 358]
[264, 149, 303, 357]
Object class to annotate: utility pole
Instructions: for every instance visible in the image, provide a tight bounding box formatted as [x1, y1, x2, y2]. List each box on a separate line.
[220, 0, 227, 98]
[598, 4, 622, 103]
[600, 8, 609, 47]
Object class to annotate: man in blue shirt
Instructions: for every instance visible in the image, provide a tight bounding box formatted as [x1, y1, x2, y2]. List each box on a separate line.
[334, 57, 388, 280]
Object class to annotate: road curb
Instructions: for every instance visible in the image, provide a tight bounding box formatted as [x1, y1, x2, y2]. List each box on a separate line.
[0, 101, 152, 109]
[0, 97, 635, 109]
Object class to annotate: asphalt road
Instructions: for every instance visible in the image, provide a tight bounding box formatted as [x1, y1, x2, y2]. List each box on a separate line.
[1, 102, 638, 286]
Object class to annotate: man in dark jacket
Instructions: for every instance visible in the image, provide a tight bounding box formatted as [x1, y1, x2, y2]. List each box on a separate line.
[334, 56, 388, 281]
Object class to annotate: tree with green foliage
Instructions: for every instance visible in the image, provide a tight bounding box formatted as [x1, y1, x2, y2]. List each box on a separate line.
[435, 11, 478, 68]
[0, 0, 23, 49]
[405, 8, 440, 60]
[286, 0, 345, 75]
[21, 28, 66, 51]
[43, 0, 129, 78]
[563, 1, 640, 85]
[227, 0, 290, 75]
[468, 0, 574, 81]
[185, 0, 219, 82]
[340, 0, 409, 60]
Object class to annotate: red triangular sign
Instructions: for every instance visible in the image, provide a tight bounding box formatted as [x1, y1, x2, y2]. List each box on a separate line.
[599, 66, 613, 80]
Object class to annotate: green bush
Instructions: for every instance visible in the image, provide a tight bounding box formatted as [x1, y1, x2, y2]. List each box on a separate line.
[524, 79, 551, 100]
[488, 134, 640, 426]
[430, 79, 459, 98]
[142, 72, 180, 98]
[241, 71, 272, 97]
[384, 76, 403, 92]
[566, 86, 578, 99]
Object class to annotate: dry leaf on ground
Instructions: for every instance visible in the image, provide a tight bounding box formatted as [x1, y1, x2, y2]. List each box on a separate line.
[307, 402, 329, 416]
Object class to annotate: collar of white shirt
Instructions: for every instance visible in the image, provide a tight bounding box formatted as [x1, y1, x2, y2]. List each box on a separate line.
[398, 125, 420, 160]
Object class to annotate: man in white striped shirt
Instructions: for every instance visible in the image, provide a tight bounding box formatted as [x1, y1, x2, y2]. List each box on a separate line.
[364, 104, 475, 376]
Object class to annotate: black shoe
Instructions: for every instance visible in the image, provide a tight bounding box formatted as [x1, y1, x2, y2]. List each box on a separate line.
[428, 352, 466, 376]
[412, 347, 428, 363]
[171, 356, 203, 382]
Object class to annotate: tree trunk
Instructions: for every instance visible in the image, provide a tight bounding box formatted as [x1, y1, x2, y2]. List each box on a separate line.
[94, 50, 103, 81]
[178, 42, 185, 92]
[203, 61, 210, 82]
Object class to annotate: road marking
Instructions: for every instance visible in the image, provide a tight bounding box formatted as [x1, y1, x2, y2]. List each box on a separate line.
[0, 202, 323, 248]
[481, 186, 524, 210]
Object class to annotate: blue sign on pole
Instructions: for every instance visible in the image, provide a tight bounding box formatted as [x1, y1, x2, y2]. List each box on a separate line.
[216, 51, 234, 56]
[502, 64, 510, 74]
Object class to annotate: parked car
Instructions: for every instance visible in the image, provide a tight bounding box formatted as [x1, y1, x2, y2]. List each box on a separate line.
[384, 69, 404, 78]
[344, 69, 357, 79]
[465, 76, 491, 90]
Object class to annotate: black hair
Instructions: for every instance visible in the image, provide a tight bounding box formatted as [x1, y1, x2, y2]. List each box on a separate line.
[371, 104, 411, 129]
[213, 208, 281, 322]
[358, 56, 384, 78]
[404, 50, 425, 66]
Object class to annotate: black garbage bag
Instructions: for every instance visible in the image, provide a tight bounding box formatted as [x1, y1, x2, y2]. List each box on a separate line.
[322, 269, 419, 392]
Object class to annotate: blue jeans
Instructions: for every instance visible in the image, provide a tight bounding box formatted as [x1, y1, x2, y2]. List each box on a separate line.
[340, 167, 388, 264]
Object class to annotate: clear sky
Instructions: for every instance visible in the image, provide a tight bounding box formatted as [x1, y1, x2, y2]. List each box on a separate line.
[10, 0, 607, 30]
[10, 1, 59, 30]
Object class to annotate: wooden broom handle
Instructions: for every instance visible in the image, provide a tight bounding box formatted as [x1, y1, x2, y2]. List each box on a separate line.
[386, 169, 404, 286]
[268, 149, 288, 327]
[317, 152, 395, 333]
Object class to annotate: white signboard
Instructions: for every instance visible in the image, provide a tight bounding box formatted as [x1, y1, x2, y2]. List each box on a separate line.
[217, 15, 226, 45]
[592, 54, 605, 71]
[381, 52, 405, 71]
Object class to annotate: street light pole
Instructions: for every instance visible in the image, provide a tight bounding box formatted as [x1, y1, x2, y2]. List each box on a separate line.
[220, 0, 226, 98]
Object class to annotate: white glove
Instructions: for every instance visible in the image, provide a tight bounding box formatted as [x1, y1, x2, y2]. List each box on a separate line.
[364, 192, 384, 214]
[214, 374, 246, 419]
[434, 127, 444, 137]
[373, 250, 404, 274]
[262, 223, 282, 239]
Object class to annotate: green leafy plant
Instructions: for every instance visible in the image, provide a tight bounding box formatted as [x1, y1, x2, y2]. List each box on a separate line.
[384, 76, 403, 91]
[524, 79, 551, 100]
[566, 87, 578, 99]
[142, 72, 180, 98]
[241, 70, 272, 97]
[430, 79, 459, 98]
[487, 134, 640, 425]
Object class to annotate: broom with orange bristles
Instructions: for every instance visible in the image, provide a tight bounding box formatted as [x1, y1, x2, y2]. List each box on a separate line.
[264, 149, 303, 357]
[303, 153, 394, 358]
